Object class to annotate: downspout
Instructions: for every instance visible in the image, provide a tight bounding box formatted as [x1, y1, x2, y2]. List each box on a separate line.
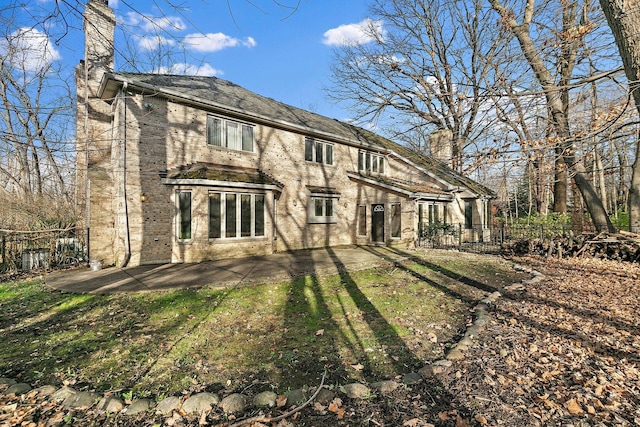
[84, 57, 90, 263]
[121, 82, 131, 267]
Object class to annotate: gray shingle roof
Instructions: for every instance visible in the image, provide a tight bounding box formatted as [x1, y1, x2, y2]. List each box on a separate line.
[103, 72, 493, 197]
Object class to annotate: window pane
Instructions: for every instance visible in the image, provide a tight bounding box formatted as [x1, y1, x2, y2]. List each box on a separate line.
[464, 201, 473, 229]
[255, 195, 265, 236]
[226, 194, 237, 237]
[207, 116, 222, 146]
[428, 204, 434, 224]
[315, 141, 323, 163]
[325, 199, 333, 217]
[241, 194, 251, 237]
[242, 124, 254, 152]
[372, 155, 378, 173]
[305, 138, 313, 161]
[358, 152, 364, 171]
[358, 205, 366, 236]
[443, 204, 448, 224]
[379, 157, 384, 173]
[325, 144, 333, 165]
[434, 204, 440, 223]
[366, 152, 371, 171]
[226, 121, 240, 150]
[178, 192, 191, 240]
[391, 203, 401, 238]
[209, 193, 221, 238]
[314, 198, 323, 217]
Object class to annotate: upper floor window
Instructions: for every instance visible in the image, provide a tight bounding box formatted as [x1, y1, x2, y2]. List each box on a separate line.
[305, 137, 333, 165]
[207, 115, 254, 152]
[358, 151, 384, 174]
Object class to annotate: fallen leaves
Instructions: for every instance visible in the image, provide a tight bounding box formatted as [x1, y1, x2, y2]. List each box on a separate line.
[444, 256, 640, 425]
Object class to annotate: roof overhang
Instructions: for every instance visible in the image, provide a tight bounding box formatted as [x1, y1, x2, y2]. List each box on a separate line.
[347, 172, 453, 201]
[161, 178, 282, 192]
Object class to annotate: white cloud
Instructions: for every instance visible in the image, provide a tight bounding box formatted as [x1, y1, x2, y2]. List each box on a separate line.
[322, 18, 384, 46]
[0, 27, 60, 72]
[183, 32, 256, 52]
[156, 62, 222, 77]
[121, 12, 185, 32]
[137, 35, 176, 51]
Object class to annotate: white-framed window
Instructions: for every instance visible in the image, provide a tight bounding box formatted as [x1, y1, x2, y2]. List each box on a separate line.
[177, 190, 192, 241]
[357, 205, 367, 236]
[308, 196, 337, 224]
[207, 115, 254, 152]
[483, 199, 491, 229]
[209, 192, 265, 239]
[390, 203, 401, 238]
[358, 151, 384, 174]
[305, 137, 334, 165]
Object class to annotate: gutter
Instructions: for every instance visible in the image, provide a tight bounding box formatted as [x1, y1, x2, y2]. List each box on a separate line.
[121, 83, 131, 267]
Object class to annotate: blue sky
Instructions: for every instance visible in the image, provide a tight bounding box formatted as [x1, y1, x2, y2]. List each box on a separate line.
[0, 0, 376, 120]
[10, 0, 375, 122]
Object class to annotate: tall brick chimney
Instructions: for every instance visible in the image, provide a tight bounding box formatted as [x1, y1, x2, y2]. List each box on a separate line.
[429, 129, 453, 169]
[75, 0, 117, 265]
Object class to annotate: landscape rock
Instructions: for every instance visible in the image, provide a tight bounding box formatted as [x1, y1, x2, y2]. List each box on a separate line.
[402, 372, 422, 385]
[156, 396, 181, 414]
[181, 392, 219, 414]
[124, 398, 153, 415]
[419, 359, 452, 377]
[342, 383, 371, 399]
[33, 385, 58, 397]
[96, 395, 125, 413]
[446, 348, 465, 360]
[370, 380, 400, 394]
[315, 388, 336, 404]
[285, 389, 307, 405]
[5, 383, 31, 395]
[219, 393, 247, 413]
[253, 390, 277, 408]
[51, 386, 76, 401]
[62, 391, 99, 409]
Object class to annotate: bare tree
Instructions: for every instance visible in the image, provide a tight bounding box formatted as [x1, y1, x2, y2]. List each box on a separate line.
[598, 0, 640, 232]
[0, 16, 74, 204]
[488, 0, 616, 232]
[327, 0, 506, 173]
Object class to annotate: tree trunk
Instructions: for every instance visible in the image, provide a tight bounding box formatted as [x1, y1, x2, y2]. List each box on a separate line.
[489, 0, 615, 232]
[598, 0, 640, 232]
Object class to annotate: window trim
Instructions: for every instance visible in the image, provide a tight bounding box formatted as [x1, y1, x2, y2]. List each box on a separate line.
[357, 205, 367, 236]
[304, 137, 334, 165]
[308, 195, 338, 224]
[358, 150, 385, 174]
[176, 190, 192, 242]
[208, 191, 266, 240]
[390, 202, 401, 239]
[207, 115, 255, 152]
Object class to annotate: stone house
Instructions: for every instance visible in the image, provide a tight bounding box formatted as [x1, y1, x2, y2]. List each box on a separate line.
[76, 0, 494, 267]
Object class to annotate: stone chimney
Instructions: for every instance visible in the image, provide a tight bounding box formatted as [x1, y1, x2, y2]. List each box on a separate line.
[83, 0, 115, 90]
[429, 129, 453, 168]
[75, 0, 116, 264]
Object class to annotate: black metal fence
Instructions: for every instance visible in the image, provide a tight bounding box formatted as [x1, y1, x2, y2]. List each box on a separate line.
[0, 228, 87, 274]
[417, 220, 596, 254]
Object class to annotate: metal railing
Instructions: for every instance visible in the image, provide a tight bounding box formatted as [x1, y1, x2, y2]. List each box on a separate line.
[417, 220, 596, 254]
[0, 227, 87, 274]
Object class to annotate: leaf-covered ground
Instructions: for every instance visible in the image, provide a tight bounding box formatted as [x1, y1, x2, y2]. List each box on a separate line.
[442, 256, 640, 426]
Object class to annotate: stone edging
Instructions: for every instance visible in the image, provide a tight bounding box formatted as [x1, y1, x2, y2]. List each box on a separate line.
[0, 262, 543, 425]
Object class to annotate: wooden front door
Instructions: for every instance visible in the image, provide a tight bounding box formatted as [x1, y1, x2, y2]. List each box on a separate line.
[371, 204, 385, 243]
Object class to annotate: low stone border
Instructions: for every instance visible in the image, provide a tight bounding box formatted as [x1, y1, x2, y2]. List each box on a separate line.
[0, 262, 543, 425]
